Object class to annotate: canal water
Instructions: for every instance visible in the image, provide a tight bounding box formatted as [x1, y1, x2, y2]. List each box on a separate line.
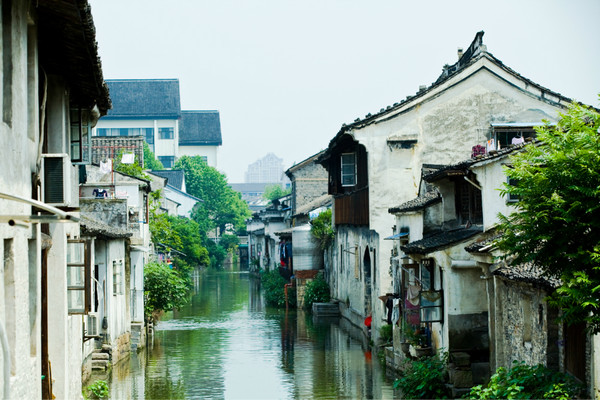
[105, 267, 399, 399]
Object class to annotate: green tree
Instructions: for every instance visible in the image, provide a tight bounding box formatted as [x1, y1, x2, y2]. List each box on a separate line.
[143, 141, 164, 170]
[175, 155, 251, 233]
[148, 190, 182, 249]
[170, 216, 210, 267]
[113, 149, 149, 179]
[263, 184, 291, 201]
[219, 234, 239, 251]
[144, 261, 189, 321]
[496, 99, 600, 332]
[310, 209, 335, 250]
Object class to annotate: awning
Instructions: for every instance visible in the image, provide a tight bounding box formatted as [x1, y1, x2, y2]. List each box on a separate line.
[384, 232, 409, 240]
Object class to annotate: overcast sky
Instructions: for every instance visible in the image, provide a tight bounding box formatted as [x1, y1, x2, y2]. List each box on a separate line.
[88, 0, 600, 182]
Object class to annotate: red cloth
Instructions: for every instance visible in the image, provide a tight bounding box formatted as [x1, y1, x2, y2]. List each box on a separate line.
[364, 315, 372, 328]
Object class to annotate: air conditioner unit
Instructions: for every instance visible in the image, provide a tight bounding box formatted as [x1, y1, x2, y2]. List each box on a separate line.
[86, 313, 99, 337]
[41, 153, 73, 206]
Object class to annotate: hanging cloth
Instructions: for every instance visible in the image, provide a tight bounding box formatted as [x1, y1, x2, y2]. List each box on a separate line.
[511, 136, 525, 145]
[99, 159, 112, 174]
[407, 284, 421, 306]
[121, 153, 135, 164]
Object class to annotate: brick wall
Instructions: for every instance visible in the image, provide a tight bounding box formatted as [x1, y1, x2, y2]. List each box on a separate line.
[92, 136, 145, 167]
[290, 162, 327, 214]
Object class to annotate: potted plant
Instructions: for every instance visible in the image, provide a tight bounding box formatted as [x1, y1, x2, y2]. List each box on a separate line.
[400, 322, 418, 356]
[405, 326, 432, 358]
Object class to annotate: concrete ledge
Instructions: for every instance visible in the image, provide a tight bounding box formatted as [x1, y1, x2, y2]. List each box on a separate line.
[312, 302, 340, 316]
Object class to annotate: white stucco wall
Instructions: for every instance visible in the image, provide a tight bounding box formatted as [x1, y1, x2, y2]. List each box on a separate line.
[471, 159, 518, 230]
[95, 239, 130, 363]
[339, 56, 566, 337]
[93, 118, 179, 159]
[0, 1, 42, 397]
[178, 145, 219, 168]
[163, 187, 199, 218]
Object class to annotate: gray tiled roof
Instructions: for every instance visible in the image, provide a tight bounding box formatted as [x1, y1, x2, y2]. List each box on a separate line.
[389, 189, 441, 214]
[37, 0, 111, 114]
[334, 32, 572, 136]
[179, 111, 222, 146]
[150, 170, 185, 191]
[423, 141, 531, 183]
[103, 79, 181, 119]
[401, 227, 483, 255]
[493, 262, 561, 290]
[294, 194, 332, 217]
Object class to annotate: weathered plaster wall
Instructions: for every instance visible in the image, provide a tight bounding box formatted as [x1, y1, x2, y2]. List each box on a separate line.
[493, 277, 553, 368]
[472, 160, 516, 231]
[47, 221, 85, 400]
[330, 226, 378, 333]
[429, 246, 488, 354]
[344, 62, 565, 338]
[81, 199, 128, 229]
[95, 239, 130, 365]
[0, 14, 41, 385]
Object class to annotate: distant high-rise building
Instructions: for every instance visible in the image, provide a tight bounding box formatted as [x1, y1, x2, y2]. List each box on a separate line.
[244, 153, 285, 183]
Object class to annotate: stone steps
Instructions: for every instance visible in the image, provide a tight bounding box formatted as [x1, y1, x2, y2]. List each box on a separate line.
[91, 359, 109, 371]
[91, 345, 112, 371]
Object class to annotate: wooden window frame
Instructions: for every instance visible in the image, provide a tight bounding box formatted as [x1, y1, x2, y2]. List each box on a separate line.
[341, 152, 356, 187]
[67, 240, 91, 314]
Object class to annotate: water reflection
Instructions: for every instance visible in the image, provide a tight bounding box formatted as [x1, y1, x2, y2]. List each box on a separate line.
[102, 269, 398, 399]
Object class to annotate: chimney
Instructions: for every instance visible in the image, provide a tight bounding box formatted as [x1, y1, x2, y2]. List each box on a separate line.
[457, 47, 464, 60]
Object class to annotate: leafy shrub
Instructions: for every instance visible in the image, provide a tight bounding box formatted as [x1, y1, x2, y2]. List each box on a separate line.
[379, 323, 392, 344]
[465, 361, 582, 399]
[393, 352, 449, 399]
[303, 272, 331, 310]
[84, 380, 109, 399]
[144, 261, 189, 321]
[310, 209, 335, 250]
[260, 269, 289, 307]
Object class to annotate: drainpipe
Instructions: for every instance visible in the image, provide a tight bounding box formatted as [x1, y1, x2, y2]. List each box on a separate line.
[0, 320, 10, 400]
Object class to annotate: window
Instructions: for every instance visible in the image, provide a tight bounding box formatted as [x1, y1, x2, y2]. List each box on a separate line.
[420, 258, 434, 291]
[112, 259, 124, 295]
[341, 153, 356, 186]
[456, 177, 483, 224]
[96, 128, 108, 137]
[67, 240, 91, 314]
[144, 128, 154, 144]
[158, 156, 175, 168]
[70, 108, 92, 164]
[507, 177, 520, 203]
[419, 290, 443, 323]
[493, 128, 535, 148]
[158, 127, 174, 140]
